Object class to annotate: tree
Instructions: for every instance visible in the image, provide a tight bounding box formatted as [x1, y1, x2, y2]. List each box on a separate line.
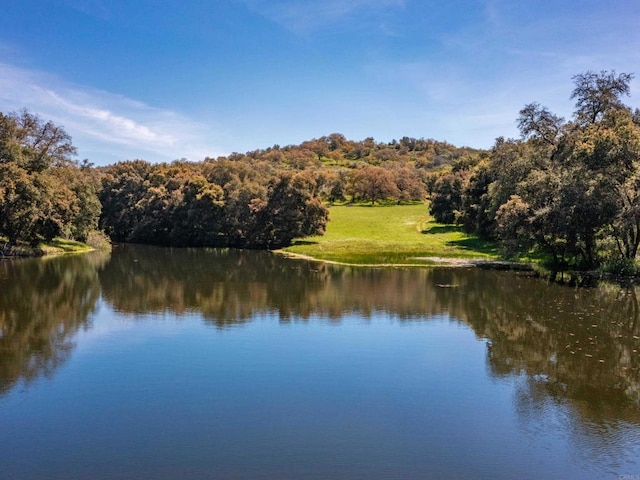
[1, 110, 76, 172]
[98, 160, 153, 242]
[571, 71, 633, 125]
[174, 173, 225, 246]
[252, 172, 329, 249]
[517, 102, 564, 147]
[495, 194, 531, 255]
[327, 170, 348, 203]
[489, 71, 639, 268]
[611, 168, 640, 259]
[459, 158, 495, 237]
[58, 163, 102, 242]
[429, 171, 465, 224]
[347, 165, 400, 204]
[0, 162, 42, 245]
[301, 138, 329, 162]
[390, 165, 426, 203]
[0, 110, 99, 247]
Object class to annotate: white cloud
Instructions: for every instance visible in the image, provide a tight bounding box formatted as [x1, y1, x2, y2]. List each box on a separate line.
[0, 63, 225, 165]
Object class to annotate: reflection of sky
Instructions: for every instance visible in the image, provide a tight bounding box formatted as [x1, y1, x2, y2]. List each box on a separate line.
[72, 299, 195, 354]
[1, 310, 633, 479]
[2, 247, 640, 478]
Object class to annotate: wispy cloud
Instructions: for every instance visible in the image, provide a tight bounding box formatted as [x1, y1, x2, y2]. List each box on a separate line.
[360, 0, 640, 146]
[363, 57, 572, 147]
[59, 0, 112, 21]
[243, 0, 404, 34]
[0, 63, 224, 165]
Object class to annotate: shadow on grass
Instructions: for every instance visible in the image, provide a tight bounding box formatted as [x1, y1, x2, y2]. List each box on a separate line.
[421, 224, 500, 256]
[446, 237, 501, 256]
[289, 240, 319, 246]
[47, 238, 89, 252]
[421, 225, 462, 234]
[333, 200, 424, 208]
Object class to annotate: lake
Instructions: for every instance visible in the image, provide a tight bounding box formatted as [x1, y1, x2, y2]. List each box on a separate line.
[1, 245, 639, 479]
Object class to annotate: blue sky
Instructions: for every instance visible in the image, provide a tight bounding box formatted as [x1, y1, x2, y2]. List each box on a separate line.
[1, 0, 639, 165]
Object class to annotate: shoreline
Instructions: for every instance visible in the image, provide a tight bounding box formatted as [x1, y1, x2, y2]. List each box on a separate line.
[275, 250, 534, 271]
[275, 250, 640, 285]
[0, 242, 96, 259]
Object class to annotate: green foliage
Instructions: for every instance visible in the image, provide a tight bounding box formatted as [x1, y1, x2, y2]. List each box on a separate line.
[459, 158, 495, 237]
[599, 256, 639, 276]
[97, 160, 152, 242]
[430, 70, 640, 271]
[0, 111, 101, 247]
[429, 171, 465, 224]
[98, 159, 328, 249]
[1, 106, 477, 253]
[85, 230, 112, 251]
[251, 172, 328, 249]
[10, 72, 640, 268]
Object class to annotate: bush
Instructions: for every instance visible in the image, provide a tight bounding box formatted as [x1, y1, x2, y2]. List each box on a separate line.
[599, 256, 638, 276]
[86, 230, 112, 251]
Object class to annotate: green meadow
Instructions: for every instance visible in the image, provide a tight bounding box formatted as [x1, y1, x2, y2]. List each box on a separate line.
[282, 203, 500, 265]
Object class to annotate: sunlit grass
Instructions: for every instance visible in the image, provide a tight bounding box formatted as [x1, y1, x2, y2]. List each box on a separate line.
[282, 203, 500, 265]
[0, 238, 93, 257]
[41, 238, 93, 254]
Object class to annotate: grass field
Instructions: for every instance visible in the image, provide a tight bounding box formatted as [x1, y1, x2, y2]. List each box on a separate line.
[281, 203, 501, 265]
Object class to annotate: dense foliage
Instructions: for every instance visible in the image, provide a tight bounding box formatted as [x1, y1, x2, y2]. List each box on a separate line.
[0, 110, 101, 248]
[94, 132, 477, 248]
[429, 71, 640, 271]
[98, 159, 328, 249]
[4, 69, 639, 266]
[1, 107, 474, 250]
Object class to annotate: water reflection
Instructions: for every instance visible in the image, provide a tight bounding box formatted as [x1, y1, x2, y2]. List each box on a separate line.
[98, 245, 330, 324]
[0, 252, 107, 394]
[434, 270, 640, 409]
[99, 246, 640, 410]
[1, 245, 639, 473]
[98, 245, 484, 323]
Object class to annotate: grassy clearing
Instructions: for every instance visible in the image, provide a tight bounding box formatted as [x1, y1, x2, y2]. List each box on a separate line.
[1, 237, 94, 257]
[41, 238, 93, 255]
[282, 203, 501, 265]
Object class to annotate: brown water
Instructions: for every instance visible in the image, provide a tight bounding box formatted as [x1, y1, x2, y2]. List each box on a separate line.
[0, 245, 639, 479]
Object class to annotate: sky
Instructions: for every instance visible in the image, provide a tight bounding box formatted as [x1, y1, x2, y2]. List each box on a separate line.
[1, 0, 639, 165]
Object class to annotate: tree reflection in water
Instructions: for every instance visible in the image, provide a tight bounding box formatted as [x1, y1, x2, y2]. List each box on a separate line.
[0, 252, 107, 394]
[99, 246, 640, 422]
[2, 245, 639, 466]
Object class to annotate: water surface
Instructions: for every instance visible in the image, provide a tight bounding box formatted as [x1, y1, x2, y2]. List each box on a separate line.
[1, 245, 639, 479]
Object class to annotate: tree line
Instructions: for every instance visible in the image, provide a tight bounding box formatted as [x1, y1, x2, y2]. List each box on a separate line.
[429, 71, 640, 271]
[3, 70, 639, 268]
[98, 159, 327, 249]
[2, 109, 469, 250]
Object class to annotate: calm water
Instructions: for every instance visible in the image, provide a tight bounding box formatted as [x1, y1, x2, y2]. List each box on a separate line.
[1, 245, 639, 479]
